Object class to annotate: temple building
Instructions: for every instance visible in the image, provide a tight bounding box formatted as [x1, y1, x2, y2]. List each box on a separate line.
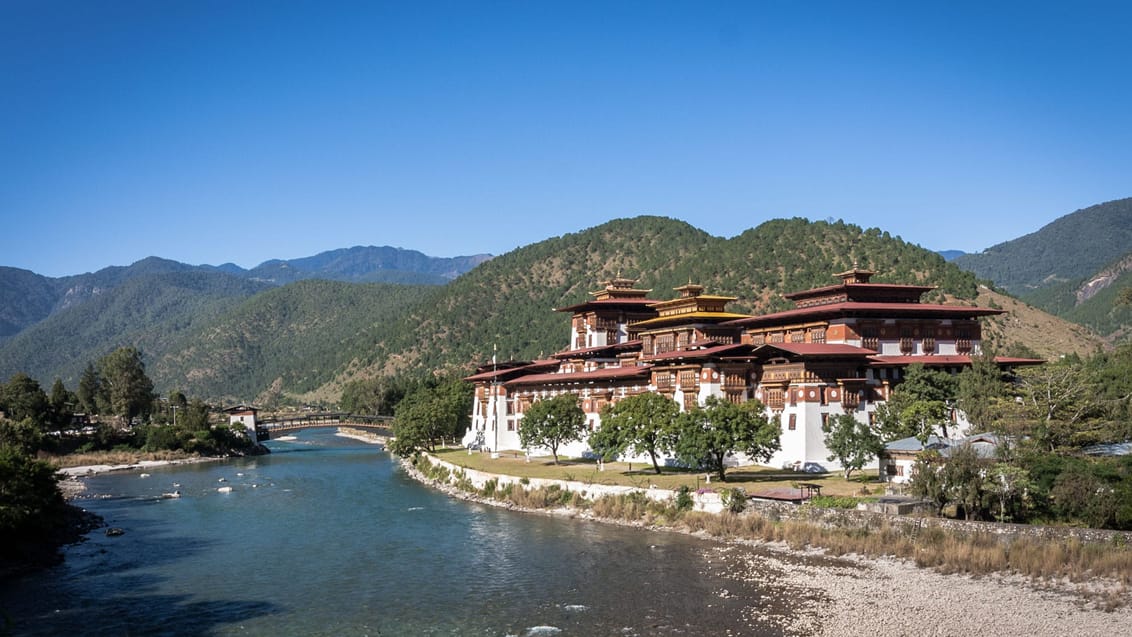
[461, 268, 1040, 470]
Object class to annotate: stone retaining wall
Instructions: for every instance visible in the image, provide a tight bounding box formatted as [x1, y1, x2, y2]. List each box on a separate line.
[424, 454, 1132, 545]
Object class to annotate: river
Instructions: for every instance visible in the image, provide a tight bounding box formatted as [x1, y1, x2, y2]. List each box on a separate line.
[1, 430, 797, 636]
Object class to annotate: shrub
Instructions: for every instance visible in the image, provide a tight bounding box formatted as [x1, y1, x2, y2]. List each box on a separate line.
[675, 485, 694, 512]
[808, 495, 865, 509]
[721, 487, 748, 514]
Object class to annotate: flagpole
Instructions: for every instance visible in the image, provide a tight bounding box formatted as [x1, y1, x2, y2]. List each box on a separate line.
[491, 344, 499, 458]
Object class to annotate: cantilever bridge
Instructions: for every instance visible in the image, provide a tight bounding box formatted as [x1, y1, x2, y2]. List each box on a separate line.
[255, 413, 393, 440]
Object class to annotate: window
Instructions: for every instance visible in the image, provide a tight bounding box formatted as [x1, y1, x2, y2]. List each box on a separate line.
[788, 413, 797, 431]
[679, 370, 696, 389]
[811, 327, 826, 344]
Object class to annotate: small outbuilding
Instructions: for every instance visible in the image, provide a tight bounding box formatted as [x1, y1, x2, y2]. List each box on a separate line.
[223, 405, 258, 437]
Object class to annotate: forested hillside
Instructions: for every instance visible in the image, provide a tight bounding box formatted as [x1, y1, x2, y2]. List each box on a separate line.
[952, 198, 1132, 341]
[0, 267, 59, 341]
[244, 246, 491, 285]
[152, 280, 432, 403]
[0, 272, 271, 386]
[953, 198, 1132, 295]
[328, 216, 986, 398]
[0, 248, 489, 347]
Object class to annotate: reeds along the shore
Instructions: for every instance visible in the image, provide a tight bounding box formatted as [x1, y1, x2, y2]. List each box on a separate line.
[678, 509, 1132, 588]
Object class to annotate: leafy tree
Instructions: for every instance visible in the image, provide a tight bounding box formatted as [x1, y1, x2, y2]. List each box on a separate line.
[389, 379, 472, 455]
[908, 451, 949, 515]
[984, 463, 1033, 523]
[518, 393, 586, 464]
[823, 413, 883, 479]
[1, 373, 50, 429]
[0, 445, 67, 542]
[956, 352, 1010, 432]
[1050, 463, 1118, 528]
[1014, 360, 1100, 451]
[0, 418, 45, 456]
[591, 392, 680, 474]
[875, 364, 959, 442]
[96, 347, 155, 421]
[77, 363, 101, 414]
[340, 375, 410, 416]
[47, 378, 76, 431]
[673, 397, 779, 482]
[944, 444, 987, 521]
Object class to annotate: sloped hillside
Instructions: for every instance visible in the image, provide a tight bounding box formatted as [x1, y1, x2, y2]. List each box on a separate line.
[326, 216, 987, 393]
[953, 197, 1132, 296]
[0, 271, 271, 385]
[153, 279, 432, 403]
[975, 286, 1105, 358]
[0, 266, 59, 342]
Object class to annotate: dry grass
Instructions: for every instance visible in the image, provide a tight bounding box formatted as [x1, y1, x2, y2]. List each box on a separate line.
[44, 449, 197, 469]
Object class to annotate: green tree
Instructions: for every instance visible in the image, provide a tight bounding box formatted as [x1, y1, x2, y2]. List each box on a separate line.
[591, 392, 680, 474]
[0, 445, 67, 542]
[943, 443, 987, 520]
[0, 418, 46, 456]
[1, 373, 50, 429]
[1015, 360, 1100, 451]
[96, 347, 155, 421]
[956, 352, 1010, 432]
[1050, 463, 1117, 528]
[908, 450, 949, 515]
[340, 376, 410, 416]
[518, 393, 586, 464]
[389, 380, 472, 455]
[984, 463, 1033, 523]
[673, 397, 779, 482]
[875, 364, 959, 442]
[823, 413, 883, 479]
[77, 363, 101, 414]
[47, 378, 75, 431]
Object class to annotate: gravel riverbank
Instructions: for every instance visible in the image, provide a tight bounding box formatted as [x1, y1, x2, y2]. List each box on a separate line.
[400, 454, 1132, 636]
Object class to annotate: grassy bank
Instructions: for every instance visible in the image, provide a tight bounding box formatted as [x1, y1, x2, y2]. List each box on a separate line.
[411, 453, 1132, 609]
[434, 447, 878, 498]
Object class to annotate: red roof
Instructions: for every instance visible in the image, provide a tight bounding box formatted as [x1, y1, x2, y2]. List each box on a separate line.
[784, 282, 934, 301]
[551, 340, 642, 359]
[724, 301, 1004, 327]
[640, 342, 753, 362]
[867, 355, 1044, 368]
[868, 355, 975, 366]
[754, 343, 876, 357]
[464, 359, 559, 382]
[554, 298, 661, 312]
[505, 365, 652, 387]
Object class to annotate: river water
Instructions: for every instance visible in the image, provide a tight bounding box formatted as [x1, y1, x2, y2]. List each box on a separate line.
[1, 430, 797, 636]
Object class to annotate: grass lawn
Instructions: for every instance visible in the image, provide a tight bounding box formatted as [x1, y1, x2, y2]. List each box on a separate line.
[431, 447, 881, 498]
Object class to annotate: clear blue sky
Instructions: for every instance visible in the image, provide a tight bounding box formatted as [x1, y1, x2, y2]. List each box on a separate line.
[2, 1, 1129, 278]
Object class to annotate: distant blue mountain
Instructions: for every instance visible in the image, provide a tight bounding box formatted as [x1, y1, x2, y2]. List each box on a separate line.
[0, 246, 492, 345]
[937, 250, 966, 262]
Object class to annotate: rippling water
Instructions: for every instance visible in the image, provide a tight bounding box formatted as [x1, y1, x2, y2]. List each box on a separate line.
[1, 430, 792, 636]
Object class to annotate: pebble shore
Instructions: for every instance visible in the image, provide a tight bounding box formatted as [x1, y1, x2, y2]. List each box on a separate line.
[709, 542, 1132, 636]
[402, 455, 1132, 636]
